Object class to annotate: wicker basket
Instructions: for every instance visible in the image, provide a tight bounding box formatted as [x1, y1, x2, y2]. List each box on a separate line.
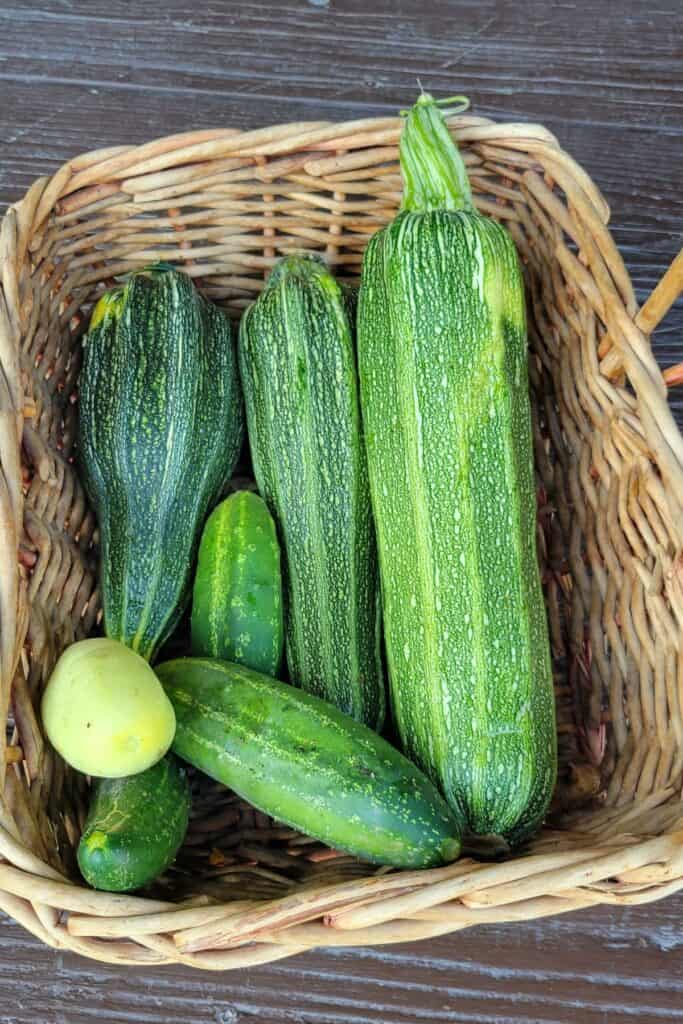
[0, 111, 682, 970]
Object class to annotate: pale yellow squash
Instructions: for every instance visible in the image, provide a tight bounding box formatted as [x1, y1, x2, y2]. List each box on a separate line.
[41, 638, 176, 778]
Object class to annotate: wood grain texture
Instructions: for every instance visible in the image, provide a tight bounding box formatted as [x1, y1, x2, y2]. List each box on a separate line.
[1, 0, 680, 424]
[3, 896, 683, 1024]
[1, 0, 682, 1019]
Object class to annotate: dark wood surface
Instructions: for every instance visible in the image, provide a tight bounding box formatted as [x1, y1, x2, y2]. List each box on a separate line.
[1, 1, 682, 1020]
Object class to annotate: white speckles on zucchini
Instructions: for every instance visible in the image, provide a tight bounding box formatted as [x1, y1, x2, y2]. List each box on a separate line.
[358, 95, 556, 844]
[239, 255, 385, 729]
[78, 266, 244, 664]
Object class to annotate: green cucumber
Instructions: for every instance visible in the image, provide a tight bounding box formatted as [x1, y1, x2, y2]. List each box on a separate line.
[238, 255, 385, 728]
[357, 94, 556, 843]
[77, 754, 190, 892]
[191, 490, 283, 675]
[156, 657, 462, 869]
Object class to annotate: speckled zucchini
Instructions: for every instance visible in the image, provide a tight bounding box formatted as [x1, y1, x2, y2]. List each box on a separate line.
[78, 264, 244, 663]
[357, 94, 556, 843]
[191, 490, 283, 675]
[238, 255, 384, 728]
[157, 657, 461, 869]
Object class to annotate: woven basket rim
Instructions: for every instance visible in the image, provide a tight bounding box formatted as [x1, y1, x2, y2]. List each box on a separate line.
[0, 110, 682, 969]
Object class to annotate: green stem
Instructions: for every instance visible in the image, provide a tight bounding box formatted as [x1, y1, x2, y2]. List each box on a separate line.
[266, 252, 327, 287]
[399, 93, 472, 213]
[140, 261, 178, 276]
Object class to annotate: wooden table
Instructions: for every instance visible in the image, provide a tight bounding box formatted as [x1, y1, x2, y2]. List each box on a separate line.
[1, 2, 682, 1020]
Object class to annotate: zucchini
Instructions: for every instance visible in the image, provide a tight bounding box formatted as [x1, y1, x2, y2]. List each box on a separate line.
[156, 657, 462, 869]
[77, 754, 190, 892]
[238, 255, 384, 728]
[78, 265, 244, 663]
[357, 95, 556, 843]
[191, 490, 283, 675]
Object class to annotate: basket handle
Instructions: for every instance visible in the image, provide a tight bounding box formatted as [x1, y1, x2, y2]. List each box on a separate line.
[636, 248, 683, 388]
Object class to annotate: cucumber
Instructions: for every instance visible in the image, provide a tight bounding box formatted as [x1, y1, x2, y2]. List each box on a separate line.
[156, 657, 462, 869]
[357, 94, 556, 843]
[77, 754, 191, 892]
[191, 490, 283, 676]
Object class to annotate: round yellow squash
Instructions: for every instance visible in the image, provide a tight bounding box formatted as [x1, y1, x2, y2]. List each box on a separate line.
[41, 638, 176, 777]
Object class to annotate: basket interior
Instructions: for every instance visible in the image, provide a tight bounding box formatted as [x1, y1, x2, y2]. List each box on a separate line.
[8, 116, 683, 902]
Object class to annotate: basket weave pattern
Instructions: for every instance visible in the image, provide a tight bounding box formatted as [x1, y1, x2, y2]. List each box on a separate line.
[0, 114, 682, 968]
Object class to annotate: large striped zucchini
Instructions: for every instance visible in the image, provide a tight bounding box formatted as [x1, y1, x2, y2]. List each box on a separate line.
[78, 265, 243, 663]
[238, 255, 384, 728]
[156, 657, 461, 868]
[358, 95, 556, 843]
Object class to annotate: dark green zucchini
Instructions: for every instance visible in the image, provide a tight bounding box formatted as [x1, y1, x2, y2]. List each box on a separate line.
[77, 755, 191, 892]
[78, 264, 244, 663]
[156, 657, 462, 869]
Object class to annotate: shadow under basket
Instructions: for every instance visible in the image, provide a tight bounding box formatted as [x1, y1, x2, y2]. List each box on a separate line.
[1, 112, 683, 970]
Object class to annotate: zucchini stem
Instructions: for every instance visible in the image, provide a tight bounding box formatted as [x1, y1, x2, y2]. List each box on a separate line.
[399, 92, 473, 214]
